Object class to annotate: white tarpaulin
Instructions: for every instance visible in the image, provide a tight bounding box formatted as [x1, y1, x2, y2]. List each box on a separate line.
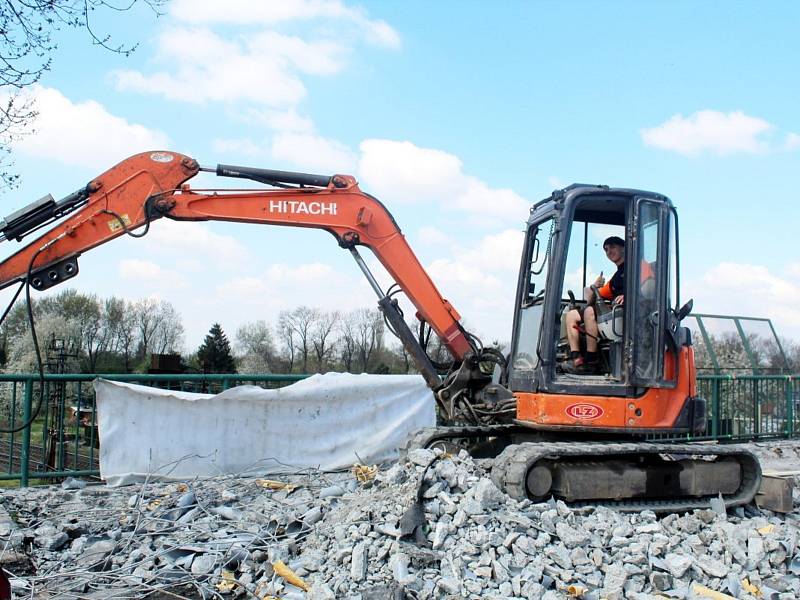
[94, 373, 435, 486]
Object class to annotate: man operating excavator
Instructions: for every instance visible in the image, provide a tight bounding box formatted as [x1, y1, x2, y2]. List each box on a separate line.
[562, 235, 626, 374]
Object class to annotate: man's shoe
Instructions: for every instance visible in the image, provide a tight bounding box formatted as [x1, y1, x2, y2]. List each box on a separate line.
[562, 357, 599, 375]
[562, 357, 587, 374]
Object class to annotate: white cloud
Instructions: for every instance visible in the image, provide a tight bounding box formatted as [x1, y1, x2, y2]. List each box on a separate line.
[424, 254, 514, 342]
[144, 220, 250, 265]
[785, 132, 800, 150]
[641, 110, 773, 156]
[246, 108, 315, 133]
[169, 0, 401, 49]
[417, 226, 453, 247]
[120, 259, 187, 288]
[213, 138, 264, 156]
[9, 86, 169, 169]
[427, 258, 502, 288]
[250, 32, 346, 75]
[216, 261, 374, 311]
[114, 1, 399, 109]
[358, 139, 463, 200]
[454, 229, 525, 272]
[271, 132, 358, 173]
[455, 177, 529, 220]
[686, 262, 800, 339]
[114, 28, 331, 107]
[358, 139, 529, 222]
[407, 229, 524, 343]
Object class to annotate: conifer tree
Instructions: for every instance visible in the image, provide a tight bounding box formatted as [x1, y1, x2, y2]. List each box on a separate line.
[196, 323, 236, 373]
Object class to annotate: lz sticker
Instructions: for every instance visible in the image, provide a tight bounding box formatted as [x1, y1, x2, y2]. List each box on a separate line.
[565, 403, 604, 420]
[150, 152, 174, 163]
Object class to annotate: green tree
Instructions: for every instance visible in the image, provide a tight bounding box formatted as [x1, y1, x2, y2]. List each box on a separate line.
[197, 323, 236, 374]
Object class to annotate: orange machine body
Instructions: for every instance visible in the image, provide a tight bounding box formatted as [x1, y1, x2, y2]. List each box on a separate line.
[516, 347, 697, 431]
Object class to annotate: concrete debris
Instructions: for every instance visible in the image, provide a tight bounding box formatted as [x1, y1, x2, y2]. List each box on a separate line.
[0, 442, 798, 599]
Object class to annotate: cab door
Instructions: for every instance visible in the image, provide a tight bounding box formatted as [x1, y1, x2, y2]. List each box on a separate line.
[509, 215, 555, 391]
[627, 198, 672, 387]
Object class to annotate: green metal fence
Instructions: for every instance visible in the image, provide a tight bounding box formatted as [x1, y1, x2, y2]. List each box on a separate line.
[695, 375, 798, 440]
[0, 372, 796, 486]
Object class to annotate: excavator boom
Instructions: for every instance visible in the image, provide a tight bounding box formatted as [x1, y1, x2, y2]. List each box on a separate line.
[0, 151, 474, 388]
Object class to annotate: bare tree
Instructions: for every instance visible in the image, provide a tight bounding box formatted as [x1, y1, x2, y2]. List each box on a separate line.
[151, 301, 184, 354]
[132, 297, 183, 360]
[81, 302, 105, 372]
[236, 320, 276, 373]
[0, 0, 166, 188]
[311, 310, 339, 372]
[104, 296, 136, 371]
[785, 339, 800, 373]
[276, 311, 297, 373]
[280, 306, 320, 373]
[338, 312, 358, 372]
[350, 308, 384, 373]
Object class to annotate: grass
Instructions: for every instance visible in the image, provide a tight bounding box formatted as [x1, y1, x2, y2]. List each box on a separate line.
[0, 478, 48, 488]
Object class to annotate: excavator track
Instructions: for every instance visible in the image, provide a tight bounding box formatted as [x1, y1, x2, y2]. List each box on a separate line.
[402, 428, 762, 512]
[490, 441, 762, 512]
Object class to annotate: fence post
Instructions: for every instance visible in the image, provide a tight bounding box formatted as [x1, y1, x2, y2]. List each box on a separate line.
[711, 379, 719, 438]
[20, 378, 33, 487]
[788, 377, 795, 438]
[752, 379, 760, 438]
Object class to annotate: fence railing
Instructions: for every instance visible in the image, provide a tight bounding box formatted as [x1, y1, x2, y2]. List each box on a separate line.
[0, 372, 796, 486]
[695, 375, 798, 441]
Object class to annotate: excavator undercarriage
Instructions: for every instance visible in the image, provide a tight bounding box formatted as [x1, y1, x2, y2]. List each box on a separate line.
[404, 426, 762, 512]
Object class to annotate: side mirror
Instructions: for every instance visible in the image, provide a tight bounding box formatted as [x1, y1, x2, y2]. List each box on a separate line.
[676, 299, 693, 321]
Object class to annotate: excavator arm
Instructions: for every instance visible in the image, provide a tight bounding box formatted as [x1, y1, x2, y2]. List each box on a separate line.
[0, 151, 477, 389]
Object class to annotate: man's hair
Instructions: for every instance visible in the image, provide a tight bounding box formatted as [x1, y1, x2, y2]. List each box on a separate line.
[603, 236, 625, 249]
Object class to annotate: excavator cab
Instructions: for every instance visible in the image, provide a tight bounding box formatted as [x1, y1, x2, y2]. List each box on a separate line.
[508, 185, 703, 434]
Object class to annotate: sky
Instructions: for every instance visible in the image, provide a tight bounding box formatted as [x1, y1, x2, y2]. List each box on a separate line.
[0, 0, 798, 350]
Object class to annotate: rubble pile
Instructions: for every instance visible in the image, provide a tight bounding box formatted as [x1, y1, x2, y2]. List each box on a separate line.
[0, 446, 797, 599]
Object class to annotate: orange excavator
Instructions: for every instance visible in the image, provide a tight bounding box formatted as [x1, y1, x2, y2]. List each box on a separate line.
[0, 151, 761, 510]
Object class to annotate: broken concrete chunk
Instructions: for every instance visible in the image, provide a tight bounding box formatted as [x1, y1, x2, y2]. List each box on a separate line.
[61, 477, 87, 490]
[190, 553, 217, 576]
[473, 478, 503, 509]
[350, 542, 367, 582]
[663, 552, 693, 578]
[319, 485, 345, 499]
[555, 521, 590, 548]
[406, 448, 435, 466]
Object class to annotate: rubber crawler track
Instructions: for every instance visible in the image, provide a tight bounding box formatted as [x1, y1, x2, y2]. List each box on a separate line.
[403, 427, 762, 512]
